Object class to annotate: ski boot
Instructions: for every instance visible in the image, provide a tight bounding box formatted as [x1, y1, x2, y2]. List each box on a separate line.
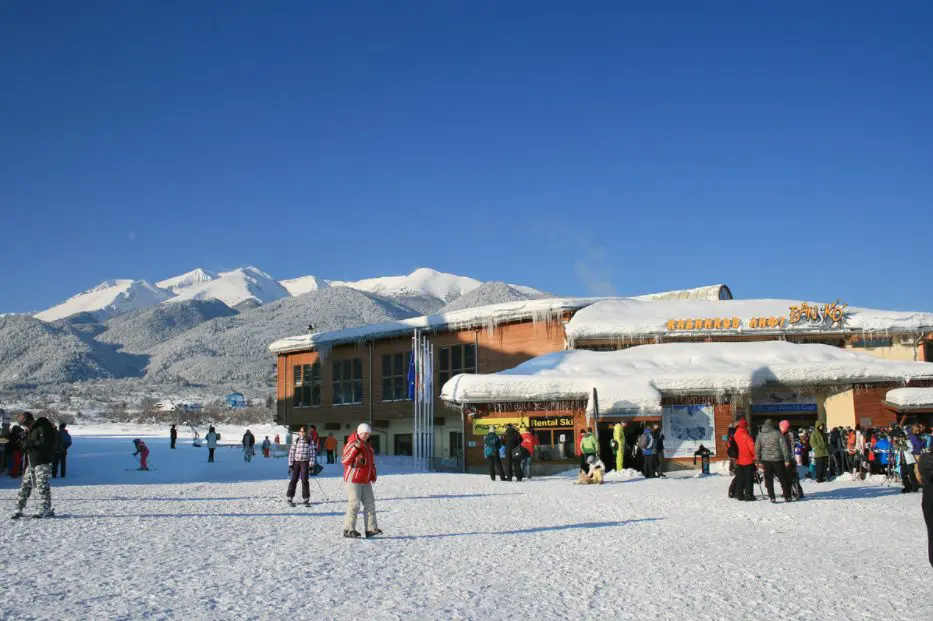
[303, 499, 311, 507]
[286, 498, 296, 507]
[32, 508, 55, 519]
[343, 530, 361, 538]
[10, 510, 24, 520]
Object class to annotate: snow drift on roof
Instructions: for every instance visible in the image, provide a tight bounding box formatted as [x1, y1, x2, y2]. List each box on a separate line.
[268, 297, 605, 354]
[441, 341, 933, 413]
[566, 299, 933, 345]
[631, 284, 732, 302]
[884, 387, 933, 409]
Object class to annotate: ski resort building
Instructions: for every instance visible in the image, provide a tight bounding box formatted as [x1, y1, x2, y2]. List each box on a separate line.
[269, 286, 933, 471]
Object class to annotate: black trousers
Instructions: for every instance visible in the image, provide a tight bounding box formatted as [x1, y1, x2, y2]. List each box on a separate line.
[327, 450, 335, 464]
[208, 448, 215, 462]
[656, 453, 665, 476]
[504, 451, 522, 481]
[735, 464, 756, 500]
[902, 463, 919, 492]
[488, 455, 505, 481]
[170, 437, 176, 449]
[287, 461, 310, 500]
[814, 456, 829, 482]
[922, 481, 932, 568]
[762, 461, 791, 500]
[643, 454, 655, 478]
[52, 453, 67, 478]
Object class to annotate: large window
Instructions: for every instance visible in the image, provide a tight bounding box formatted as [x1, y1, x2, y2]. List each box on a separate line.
[292, 362, 321, 408]
[438, 343, 477, 386]
[333, 358, 363, 405]
[381, 352, 411, 402]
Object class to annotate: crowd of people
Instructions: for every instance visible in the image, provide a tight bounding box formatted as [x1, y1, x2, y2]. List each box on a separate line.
[483, 423, 539, 482]
[725, 418, 932, 502]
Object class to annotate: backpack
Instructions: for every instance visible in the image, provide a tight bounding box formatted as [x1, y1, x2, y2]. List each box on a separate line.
[484, 433, 501, 458]
[726, 436, 739, 459]
[637, 432, 654, 452]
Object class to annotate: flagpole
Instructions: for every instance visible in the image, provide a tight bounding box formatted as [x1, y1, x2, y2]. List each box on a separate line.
[413, 329, 419, 471]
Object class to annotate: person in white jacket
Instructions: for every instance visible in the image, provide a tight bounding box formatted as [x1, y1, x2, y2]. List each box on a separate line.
[205, 426, 219, 463]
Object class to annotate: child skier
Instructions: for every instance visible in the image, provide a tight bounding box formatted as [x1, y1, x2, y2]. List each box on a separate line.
[132, 439, 150, 470]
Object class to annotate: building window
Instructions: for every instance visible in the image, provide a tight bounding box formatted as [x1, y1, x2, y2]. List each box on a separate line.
[333, 358, 363, 405]
[438, 343, 477, 386]
[394, 433, 413, 456]
[293, 362, 321, 407]
[382, 352, 411, 402]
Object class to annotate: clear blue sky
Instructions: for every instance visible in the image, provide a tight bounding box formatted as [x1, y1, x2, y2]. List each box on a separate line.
[2, 1, 931, 313]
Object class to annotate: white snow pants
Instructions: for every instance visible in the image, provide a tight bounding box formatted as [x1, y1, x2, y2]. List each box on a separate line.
[343, 483, 378, 532]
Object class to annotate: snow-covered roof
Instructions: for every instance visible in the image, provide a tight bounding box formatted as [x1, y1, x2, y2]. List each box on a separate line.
[631, 284, 732, 302]
[884, 387, 933, 410]
[441, 341, 933, 413]
[566, 299, 933, 345]
[268, 297, 606, 354]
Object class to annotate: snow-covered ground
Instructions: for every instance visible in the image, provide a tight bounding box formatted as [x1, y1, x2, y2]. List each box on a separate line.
[1, 425, 930, 620]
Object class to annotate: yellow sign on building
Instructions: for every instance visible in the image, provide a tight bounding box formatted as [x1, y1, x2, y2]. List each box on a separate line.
[472, 417, 526, 435]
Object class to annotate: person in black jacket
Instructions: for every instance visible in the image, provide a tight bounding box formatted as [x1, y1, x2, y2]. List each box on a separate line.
[170, 424, 178, 449]
[503, 424, 524, 482]
[653, 423, 667, 478]
[919, 453, 933, 568]
[11, 412, 57, 519]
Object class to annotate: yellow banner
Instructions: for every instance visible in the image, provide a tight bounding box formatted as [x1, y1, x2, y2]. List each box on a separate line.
[472, 417, 526, 436]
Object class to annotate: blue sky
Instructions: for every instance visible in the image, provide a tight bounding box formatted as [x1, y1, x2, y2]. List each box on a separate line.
[2, 1, 931, 313]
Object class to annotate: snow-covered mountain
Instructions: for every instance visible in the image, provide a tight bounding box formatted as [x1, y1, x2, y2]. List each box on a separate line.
[279, 275, 330, 297]
[156, 268, 218, 294]
[166, 267, 290, 309]
[330, 268, 482, 304]
[34, 280, 173, 323]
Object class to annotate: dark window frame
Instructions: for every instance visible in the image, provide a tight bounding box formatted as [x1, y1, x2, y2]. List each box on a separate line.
[381, 351, 412, 402]
[333, 357, 363, 405]
[292, 362, 321, 408]
[438, 343, 477, 387]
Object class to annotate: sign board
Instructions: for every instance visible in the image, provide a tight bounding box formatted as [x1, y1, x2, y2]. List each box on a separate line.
[530, 415, 574, 429]
[667, 300, 848, 333]
[750, 403, 818, 413]
[471, 417, 525, 436]
[661, 405, 716, 458]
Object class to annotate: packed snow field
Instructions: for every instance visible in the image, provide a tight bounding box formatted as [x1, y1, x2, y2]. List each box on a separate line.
[1, 426, 930, 620]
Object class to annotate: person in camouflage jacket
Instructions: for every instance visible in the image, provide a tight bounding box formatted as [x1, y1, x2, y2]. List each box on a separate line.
[11, 412, 57, 519]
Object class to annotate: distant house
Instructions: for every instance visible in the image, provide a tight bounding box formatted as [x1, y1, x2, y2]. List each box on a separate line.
[225, 392, 247, 409]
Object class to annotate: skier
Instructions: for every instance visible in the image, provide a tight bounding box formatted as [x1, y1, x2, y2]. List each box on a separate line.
[132, 439, 150, 470]
[261, 436, 271, 458]
[341, 423, 380, 538]
[11, 412, 57, 519]
[503, 424, 523, 482]
[286, 426, 317, 506]
[484, 426, 505, 482]
[753, 418, 792, 503]
[170, 424, 177, 449]
[636, 426, 655, 478]
[242, 429, 256, 462]
[205, 426, 218, 463]
[52, 422, 72, 479]
[733, 419, 757, 501]
[519, 426, 538, 479]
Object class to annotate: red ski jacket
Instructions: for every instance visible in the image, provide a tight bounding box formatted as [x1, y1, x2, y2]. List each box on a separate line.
[342, 432, 377, 484]
[734, 422, 756, 466]
[520, 432, 538, 455]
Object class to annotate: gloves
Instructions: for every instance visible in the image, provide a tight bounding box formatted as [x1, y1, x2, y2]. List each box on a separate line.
[354, 456, 366, 467]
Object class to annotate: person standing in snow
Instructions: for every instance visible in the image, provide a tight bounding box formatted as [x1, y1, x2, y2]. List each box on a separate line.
[503, 424, 524, 482]
[11, 412, 57, 519]
[653, 422, 666, 478]
[612, 422, 626, 473]
[286, 426, 317, 506]
[918, 453, 933, 567]
[51, 423, 72, 479]
[637, 426, 656, 478]
[733, 419, 757, 501]
[579, 428, 598, 474]
[519, 426, 538, 479]
[324, 433, 337, 464]
[170, 424, 177, 449]
[242, 429, 256, 462]
[484, 426, 505, 481]
[809, 423, 830, 482]
[341, 423, 380, 538]
[779, 420, 804, 499]
[205, 426, 218, 463]
[262, 436, 271, 458]
[753, 419, 792, 503]
[132, 438, 150, 470]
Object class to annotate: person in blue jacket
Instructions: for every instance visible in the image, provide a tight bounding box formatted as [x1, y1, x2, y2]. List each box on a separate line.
[873, 433, 892, 475]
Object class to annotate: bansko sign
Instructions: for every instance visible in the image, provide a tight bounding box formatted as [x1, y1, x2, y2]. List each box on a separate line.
[667, 301, 848, 333]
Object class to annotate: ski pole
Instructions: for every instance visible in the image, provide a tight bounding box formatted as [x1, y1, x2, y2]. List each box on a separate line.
[312, 475, 330, 503]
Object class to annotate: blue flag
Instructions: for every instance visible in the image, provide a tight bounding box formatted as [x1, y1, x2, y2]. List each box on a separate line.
[407, 349, 416, 400]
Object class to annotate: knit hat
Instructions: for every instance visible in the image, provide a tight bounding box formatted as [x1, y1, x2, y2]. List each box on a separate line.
[735, 419, 748, 429]
[357, 423, 372, 435]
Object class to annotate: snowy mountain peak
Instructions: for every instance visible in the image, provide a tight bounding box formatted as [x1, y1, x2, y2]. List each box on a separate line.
[331, 268, 483, 303]
[279, 275, 330, 297]
[35, 279, 173, 323]
[166, 266, 289, 309]
[156, 268, 218, 294]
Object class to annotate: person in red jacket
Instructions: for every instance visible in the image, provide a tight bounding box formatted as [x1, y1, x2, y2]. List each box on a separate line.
[341, 423, 381, 538]
[519, 426, 539, 479]
[734, 419, 757, 501]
